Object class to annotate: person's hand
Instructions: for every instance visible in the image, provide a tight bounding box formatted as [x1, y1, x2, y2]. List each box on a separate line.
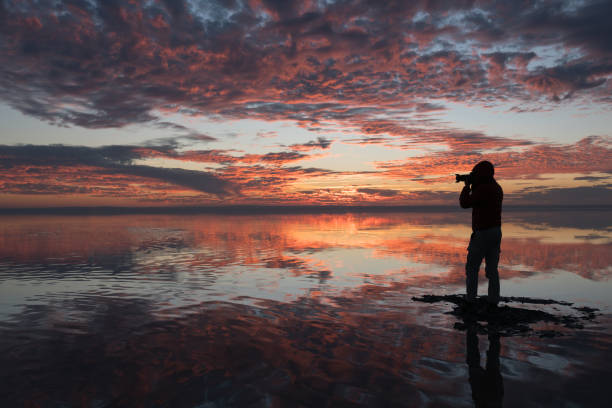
[464, 179, 471, 187]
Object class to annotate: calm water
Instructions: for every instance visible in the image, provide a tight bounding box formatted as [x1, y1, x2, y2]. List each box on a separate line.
[0, 211, 610, 407]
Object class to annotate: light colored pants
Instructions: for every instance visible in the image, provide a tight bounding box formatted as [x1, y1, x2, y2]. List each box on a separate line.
[466, 227, 501, 304]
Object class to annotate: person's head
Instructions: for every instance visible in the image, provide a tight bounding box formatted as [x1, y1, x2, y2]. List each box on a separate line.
[471, 161, 495, 184]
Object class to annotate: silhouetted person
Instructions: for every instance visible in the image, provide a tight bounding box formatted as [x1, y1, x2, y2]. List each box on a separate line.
[466, 325, 504, 407]
[459, 161, 503, 306]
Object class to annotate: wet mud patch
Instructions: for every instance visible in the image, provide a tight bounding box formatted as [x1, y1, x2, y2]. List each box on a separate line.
[412, 295, 599, 337]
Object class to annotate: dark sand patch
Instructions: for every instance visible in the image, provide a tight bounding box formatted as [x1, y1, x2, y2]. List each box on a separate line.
[412, 295, 599, 337]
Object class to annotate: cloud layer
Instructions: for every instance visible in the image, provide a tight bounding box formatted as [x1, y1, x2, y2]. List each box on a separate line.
[2, 0, 612, 128]
[0, 0, 611, 205]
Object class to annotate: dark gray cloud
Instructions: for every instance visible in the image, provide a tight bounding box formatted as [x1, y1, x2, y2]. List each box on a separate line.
[357, 188, 400, 197]
[512, 185, 612, 206]
[288, 137, 332, 151]
[115, 164, 235, 196]
[258, 151, 309, 163]
[143, 133, 217, 150]
[0, 182, 94, 195]
[574, 175, 611, 182]
[0, 0, 611, 131]
[516, 0, 612, 55]
[0, 144, 236, 196]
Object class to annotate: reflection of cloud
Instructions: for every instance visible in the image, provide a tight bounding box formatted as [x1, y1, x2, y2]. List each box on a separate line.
[375, 232, 612, 282]
[1, 213, 609, 283]
[0, 294, 466, 406]
[264, 255, 332, 281]
[0, 208, 609, 408]
[1, 289, 610, 406]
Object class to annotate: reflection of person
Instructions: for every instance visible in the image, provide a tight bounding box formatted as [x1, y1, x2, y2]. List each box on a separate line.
[459, 161, 503, 307]
[466, 325, 504, 407]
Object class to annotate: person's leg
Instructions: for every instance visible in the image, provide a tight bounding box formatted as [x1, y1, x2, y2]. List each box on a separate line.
[484, 228, 502, 305]
[466, 232, 484, 303]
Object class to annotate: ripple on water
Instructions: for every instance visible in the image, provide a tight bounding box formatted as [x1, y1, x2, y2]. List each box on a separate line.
[0, 212, 610, 407]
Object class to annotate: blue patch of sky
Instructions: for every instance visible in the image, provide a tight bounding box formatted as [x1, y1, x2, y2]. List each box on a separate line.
[526, 44, 585, 69]
[0, 103, 171, 146]
[187, 0, 242, 29]
[439, 101, 612, 145]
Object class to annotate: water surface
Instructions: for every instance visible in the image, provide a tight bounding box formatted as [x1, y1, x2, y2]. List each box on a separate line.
[0, 211, 610, 407]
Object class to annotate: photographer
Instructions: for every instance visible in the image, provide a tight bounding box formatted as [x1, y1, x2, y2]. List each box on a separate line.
[458, 161, 503, 308]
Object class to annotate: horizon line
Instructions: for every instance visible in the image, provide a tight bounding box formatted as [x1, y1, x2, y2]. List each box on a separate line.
[0, 204, 610, 215]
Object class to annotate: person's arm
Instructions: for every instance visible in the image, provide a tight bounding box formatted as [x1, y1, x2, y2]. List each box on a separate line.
[460, 184, 486, 208]
[460, 185, 472, 208]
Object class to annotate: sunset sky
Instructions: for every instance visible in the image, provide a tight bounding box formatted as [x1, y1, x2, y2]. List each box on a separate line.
[1, 0, 611, 207]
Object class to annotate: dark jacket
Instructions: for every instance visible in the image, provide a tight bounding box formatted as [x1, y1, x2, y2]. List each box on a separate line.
[460, 180, 503, 231]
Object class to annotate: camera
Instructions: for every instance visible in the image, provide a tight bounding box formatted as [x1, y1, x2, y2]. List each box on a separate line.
[455, 173, 473, 184]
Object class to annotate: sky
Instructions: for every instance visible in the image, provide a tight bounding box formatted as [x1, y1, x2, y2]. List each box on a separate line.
[0, 0, 611, 207]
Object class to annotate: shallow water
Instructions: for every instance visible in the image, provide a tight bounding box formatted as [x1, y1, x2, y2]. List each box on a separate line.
[0, 211, 610, 407]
